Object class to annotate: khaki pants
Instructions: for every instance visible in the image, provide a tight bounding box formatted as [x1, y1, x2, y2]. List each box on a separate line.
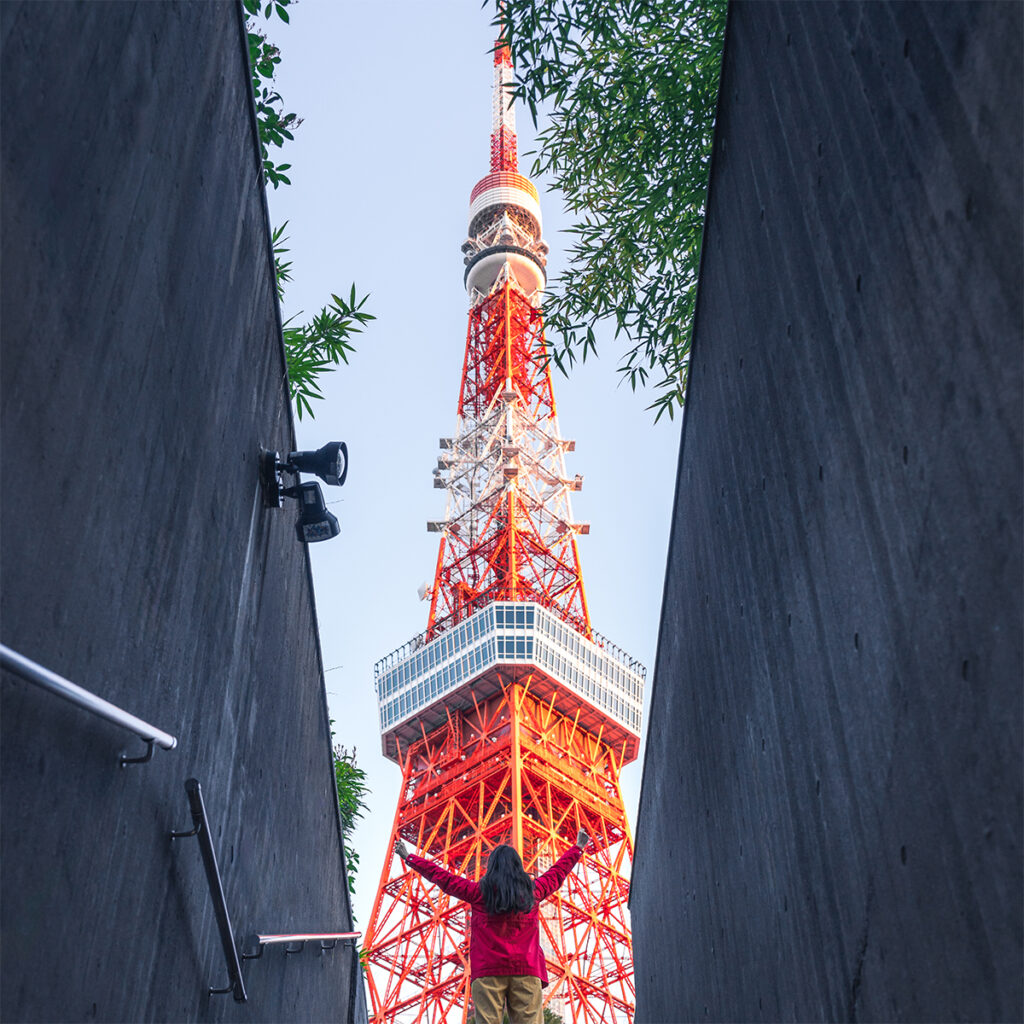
[470, 975, 543, 1024]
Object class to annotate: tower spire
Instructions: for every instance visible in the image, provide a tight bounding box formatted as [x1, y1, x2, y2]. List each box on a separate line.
[364, 30, 644, 1024]
[491, 35, 518, 172]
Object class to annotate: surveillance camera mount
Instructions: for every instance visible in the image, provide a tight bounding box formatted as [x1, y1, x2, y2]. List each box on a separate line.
[260, 446, 344, 543]
[259, 448, 289, 509]
[260, 442, 348, 509]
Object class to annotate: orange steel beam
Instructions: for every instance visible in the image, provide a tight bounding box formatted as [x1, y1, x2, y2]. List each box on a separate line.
[366, 680, 635, 1024]
[510, 683, 523, 856]
[426, 277, 589, 641]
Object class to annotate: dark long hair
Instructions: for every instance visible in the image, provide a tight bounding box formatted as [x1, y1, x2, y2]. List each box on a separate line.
[479, 844, 535, 915]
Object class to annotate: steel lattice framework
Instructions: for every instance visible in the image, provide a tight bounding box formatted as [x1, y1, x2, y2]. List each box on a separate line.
[426, 278, 590, 640]
[365, 35, 645, 1024]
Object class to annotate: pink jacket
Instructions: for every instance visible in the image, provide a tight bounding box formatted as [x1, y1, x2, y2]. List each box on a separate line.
[405, 844, 584, 985]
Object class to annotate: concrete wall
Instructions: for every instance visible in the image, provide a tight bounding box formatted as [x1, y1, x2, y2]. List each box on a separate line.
[632, 3, 1021, 1022]
[0, 3, 365, 1021]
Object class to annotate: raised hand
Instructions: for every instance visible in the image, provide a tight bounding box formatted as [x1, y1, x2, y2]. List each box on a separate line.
[576, 829, 590, 850]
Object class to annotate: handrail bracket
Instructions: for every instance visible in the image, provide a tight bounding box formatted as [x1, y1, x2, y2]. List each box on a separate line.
[120, 739, 155, 767]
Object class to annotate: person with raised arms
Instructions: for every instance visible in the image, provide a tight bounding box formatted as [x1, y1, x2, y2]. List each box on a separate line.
[394, 828, 590, 1024]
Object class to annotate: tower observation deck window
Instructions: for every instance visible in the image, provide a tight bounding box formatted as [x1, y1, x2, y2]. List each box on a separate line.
[374, 602, 645, 741]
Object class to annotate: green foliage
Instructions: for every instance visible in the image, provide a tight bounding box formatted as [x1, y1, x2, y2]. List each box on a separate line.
[244, 10, 375, 419]
[273, 227, 373, 418]
[272, 226, 376, 421]
[271, 222, 293, 301]
[333, 742, 371, 906]
[496, 0, 728, 421]
[283, 286, 375, 420]
[244, 0, 299, 188]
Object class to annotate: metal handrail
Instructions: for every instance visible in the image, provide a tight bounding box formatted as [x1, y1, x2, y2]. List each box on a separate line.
[0, 643, 177, 764]
[243, 931, 361, 959]
[171, 779, 247, 1001]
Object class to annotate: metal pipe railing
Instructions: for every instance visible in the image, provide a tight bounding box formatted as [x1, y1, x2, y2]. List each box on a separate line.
[243, 931, 361, 958]
[171, 778, 247, 1001]
[0, 643, 177, 764]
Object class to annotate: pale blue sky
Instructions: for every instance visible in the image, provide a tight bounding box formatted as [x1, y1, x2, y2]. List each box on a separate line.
[266, 0, 682, 927]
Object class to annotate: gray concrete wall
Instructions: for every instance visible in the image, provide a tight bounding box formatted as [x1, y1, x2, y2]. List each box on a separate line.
[632, 2, 1022, 1022]
[0, 3, 365, 1021]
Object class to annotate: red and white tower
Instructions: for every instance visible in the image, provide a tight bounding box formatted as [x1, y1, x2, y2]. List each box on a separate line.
[364, 35, 644, 1024]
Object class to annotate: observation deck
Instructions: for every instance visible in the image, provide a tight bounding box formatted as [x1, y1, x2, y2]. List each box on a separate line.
[375, 602, 645, 764]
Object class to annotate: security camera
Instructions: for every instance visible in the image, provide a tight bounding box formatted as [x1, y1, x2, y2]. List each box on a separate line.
[260, 443, 348, 544]
[282, 481, 340, 543]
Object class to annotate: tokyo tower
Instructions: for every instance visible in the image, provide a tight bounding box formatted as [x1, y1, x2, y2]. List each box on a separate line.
[364, 31, 645, 1024]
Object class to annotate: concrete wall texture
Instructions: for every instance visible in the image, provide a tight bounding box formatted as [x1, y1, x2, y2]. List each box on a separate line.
[632, 3, 1021, 1022]
[1, 3, 365, 1021]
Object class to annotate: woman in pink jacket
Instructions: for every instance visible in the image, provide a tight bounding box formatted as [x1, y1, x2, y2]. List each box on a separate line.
[394, 829, 589, 1024]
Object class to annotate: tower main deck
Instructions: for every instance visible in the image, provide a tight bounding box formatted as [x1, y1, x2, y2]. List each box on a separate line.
[376, 601, 644, 764]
